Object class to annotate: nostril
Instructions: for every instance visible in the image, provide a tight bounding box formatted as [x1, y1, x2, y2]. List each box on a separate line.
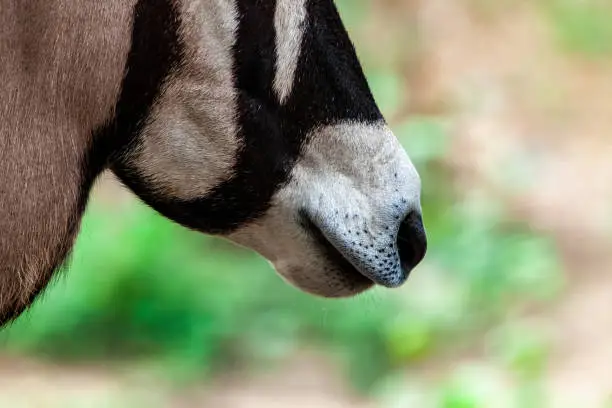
[396, 211, 427, 273]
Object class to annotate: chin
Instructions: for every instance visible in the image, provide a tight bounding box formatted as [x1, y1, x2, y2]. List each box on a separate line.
[278, 264, 375, 299]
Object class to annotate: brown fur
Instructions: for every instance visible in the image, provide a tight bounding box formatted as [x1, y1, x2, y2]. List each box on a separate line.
[0, 1, 137, 324]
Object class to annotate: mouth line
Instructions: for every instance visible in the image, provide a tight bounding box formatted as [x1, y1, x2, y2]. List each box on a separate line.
[299, 214, 375, 287]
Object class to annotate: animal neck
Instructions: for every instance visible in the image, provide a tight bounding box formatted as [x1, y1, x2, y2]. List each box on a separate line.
[0, 0, 154, 324]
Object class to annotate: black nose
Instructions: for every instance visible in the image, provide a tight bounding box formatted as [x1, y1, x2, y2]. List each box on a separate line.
[397, 211, 427, 273]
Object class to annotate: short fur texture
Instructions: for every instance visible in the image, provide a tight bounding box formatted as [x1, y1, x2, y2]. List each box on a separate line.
[0, 0, 137, 324]
[0, 0, 426, 326]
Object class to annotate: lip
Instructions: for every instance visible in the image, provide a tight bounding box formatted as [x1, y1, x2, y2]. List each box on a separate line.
[299, 215, 375, 288]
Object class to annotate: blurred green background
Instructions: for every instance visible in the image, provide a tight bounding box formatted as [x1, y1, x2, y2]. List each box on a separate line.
[3, 0, 612, 407]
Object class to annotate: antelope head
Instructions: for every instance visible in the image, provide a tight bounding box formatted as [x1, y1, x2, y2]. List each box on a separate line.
[0, 0, 427, 326]
[113, 0, 427, 297]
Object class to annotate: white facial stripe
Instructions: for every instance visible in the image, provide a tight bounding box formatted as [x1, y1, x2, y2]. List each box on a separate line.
[273, 0, 308, 104]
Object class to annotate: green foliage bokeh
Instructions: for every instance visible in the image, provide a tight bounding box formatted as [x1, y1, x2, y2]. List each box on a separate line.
[1, 115, 561, 394]
[0, 1, 565, 400]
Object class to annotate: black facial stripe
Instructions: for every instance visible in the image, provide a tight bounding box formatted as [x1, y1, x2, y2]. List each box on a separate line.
[284, 0, 383, 124]
[105, 0, 220, 231]
[112, 0, 284, 235]
[105, 0, 284, 235]
[108, 0, 384, 236]
[234, 0, 278, 108]
[95, 0, 184, 197]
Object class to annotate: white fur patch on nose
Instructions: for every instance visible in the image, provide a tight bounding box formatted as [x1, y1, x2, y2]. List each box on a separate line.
[285, 121, 422, 285]
[298, 122, 421, 206]
[273, 0, 307, 104]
